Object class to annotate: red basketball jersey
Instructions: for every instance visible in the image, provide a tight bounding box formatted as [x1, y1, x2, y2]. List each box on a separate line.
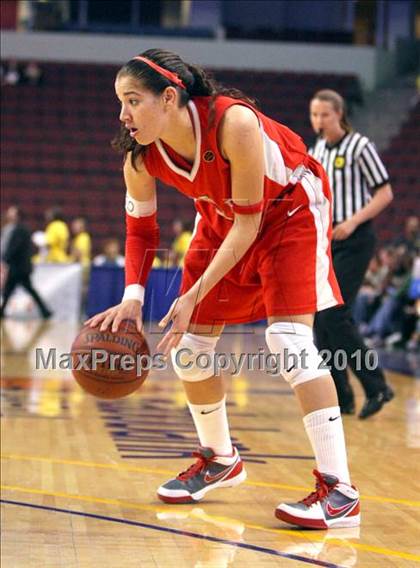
[129, 95, 342, 322]
[143, 96, 310, 233]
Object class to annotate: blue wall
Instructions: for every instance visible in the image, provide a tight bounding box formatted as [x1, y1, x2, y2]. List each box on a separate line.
[221, 0, 355, 32]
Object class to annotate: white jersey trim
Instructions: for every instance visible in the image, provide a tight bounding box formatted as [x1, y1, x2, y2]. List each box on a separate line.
[300, 170, 338, 311]
[261, 127, 288, 186]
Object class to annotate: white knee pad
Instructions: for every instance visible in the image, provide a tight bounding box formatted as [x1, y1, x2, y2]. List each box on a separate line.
[171, 333, 219, 382]
[265, 322, 325, 388]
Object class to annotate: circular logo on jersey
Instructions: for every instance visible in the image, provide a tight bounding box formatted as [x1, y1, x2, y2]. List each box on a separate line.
[334, 156, 345, 169]
[126, 198, 134, 213]
[203, 150, 215, 163]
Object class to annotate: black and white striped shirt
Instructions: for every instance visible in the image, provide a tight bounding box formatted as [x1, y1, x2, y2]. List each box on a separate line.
[310, 132, 389, 224]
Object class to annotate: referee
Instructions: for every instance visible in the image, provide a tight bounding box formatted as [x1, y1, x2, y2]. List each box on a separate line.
[309, 89, 394, 419]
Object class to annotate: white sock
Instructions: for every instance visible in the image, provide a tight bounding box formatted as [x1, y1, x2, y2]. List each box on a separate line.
[187, 395, 233, 457]
[303, 406, 351, 484]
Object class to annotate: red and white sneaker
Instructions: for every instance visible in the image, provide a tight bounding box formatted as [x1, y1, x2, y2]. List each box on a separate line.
[157, 446, 247, 504]
[275, 470, 360, 529]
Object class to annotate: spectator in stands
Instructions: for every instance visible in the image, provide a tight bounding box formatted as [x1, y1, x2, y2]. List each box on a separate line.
[43, 206, 70, 263]
[0, 206, 52, 319]
[70, 217, 91, 268]
[353, 250, 390, 328]
[393, 216, 419, 257]
[153, 250, 177, 268]
[310, 89, 394, 418]
[3, 60, 22, 86]
[22, 61, 43, 85]
[406, 256, 420, 351]
[93, 238, 125, 267]
[31, 230, 49, 263]
[69, 216, 91, 315]
[363, 248, 414, 346]
[171, 219, 192, 266]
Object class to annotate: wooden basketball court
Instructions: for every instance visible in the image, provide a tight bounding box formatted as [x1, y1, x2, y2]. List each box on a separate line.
[1, 319, 419, 567]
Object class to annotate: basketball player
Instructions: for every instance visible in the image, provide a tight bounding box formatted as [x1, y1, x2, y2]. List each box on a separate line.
[309, 90, 394, 419]
[87, 50, 360, 529]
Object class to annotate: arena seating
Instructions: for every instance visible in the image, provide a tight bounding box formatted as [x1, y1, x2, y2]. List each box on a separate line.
[375, 100, 419, 243]
[2, 61, 365, 250]
[211, 68, 363, 141]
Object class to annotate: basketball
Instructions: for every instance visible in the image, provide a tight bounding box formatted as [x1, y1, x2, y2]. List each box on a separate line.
[70, 319, 150, 399]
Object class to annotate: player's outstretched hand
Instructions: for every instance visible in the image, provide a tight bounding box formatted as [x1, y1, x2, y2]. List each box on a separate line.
[85, 300, 143, 333]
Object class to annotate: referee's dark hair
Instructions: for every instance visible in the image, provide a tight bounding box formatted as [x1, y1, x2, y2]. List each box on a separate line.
[312, 89, 352, 132]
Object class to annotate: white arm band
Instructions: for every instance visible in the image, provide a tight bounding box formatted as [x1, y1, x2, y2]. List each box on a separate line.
[125, 193, 157, 218]
[122, 284, 145, 305]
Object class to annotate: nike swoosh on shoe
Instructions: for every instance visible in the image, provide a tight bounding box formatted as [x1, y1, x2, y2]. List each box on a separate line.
[203, 458, 239, 484]
[326, 500, 358, 517]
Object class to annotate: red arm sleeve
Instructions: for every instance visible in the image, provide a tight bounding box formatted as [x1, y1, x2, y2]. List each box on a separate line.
[125, 212, 160, 287]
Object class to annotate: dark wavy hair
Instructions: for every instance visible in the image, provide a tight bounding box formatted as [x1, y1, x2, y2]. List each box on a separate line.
[112, 48, 257, 170]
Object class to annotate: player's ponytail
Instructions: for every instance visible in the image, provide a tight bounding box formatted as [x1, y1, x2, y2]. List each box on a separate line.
[185, 63, 215, 97]
[112, 48, 257, 170]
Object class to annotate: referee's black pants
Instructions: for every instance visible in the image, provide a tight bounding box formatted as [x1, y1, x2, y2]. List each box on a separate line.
[0, 269, 51, 318]
[314, 221, 387, 404]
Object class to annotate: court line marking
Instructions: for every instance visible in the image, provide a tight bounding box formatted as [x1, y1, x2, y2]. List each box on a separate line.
[0, 498, 342, 568]
[2, 453, 419, 507]
[2, 484, 420, 563]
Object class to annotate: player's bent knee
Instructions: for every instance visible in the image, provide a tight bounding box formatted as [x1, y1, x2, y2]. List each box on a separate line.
[265, 322, 326, 388]
[171, 333, 219, 382]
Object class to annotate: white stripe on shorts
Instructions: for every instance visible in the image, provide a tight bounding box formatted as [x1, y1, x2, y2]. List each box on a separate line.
[300, 170, 338, 311]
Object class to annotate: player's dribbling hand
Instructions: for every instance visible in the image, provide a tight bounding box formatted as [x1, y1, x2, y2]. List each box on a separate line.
[157, 293, 196, 357]
[85, 300, 143, 333]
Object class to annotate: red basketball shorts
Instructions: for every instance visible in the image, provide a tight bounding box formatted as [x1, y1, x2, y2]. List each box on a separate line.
[181, 169, 343, 326]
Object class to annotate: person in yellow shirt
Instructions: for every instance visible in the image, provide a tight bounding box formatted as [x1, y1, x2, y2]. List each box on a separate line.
[152, 255, 162, 268]
[171, 220, 192, 267]
[44, 207, 69, 263]
[70, 217, 91, 268]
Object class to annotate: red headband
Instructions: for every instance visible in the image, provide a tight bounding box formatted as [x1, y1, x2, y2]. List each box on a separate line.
[133, 56, 186, 89]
